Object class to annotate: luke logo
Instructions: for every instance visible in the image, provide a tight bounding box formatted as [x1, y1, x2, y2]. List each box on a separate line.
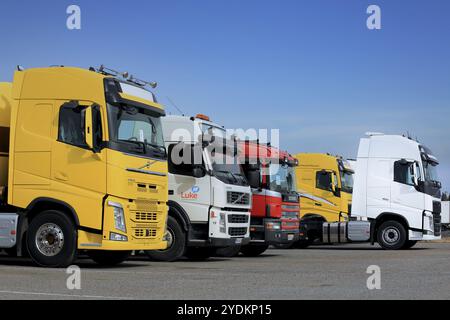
[66, 5, 81, 30]
[181, 186, 200, 200]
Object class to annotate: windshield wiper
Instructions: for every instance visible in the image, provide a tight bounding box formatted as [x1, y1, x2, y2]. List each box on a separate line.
[145, 142, 166, 155]
[118, 139, 146, 153]
[214, 170, 238, 183]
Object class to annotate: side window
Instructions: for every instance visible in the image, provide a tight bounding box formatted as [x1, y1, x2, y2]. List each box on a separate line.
[58, 102, 88, 148]
[316, 171, 332, 191]
[394, 161, 414, 186]
[168, 144, 202, 177]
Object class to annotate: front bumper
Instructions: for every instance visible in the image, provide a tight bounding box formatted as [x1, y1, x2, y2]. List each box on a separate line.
[78, 195, 169, 251]
[249, 218, 299, 245]
[210, 237, 251, 248]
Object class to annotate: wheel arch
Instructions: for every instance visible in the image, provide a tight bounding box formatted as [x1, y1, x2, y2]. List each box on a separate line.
[167, 200, 191, 232]
[25, 197, 80, 227]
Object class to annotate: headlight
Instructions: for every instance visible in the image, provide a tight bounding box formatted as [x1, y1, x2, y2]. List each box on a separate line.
[266, 222, 281, 230]
[108, 201, 127, 233]
[219, 212, 226, 233]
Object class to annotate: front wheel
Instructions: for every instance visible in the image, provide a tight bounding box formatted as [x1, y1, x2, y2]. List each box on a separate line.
[240, 245, 269, 257]
[146, 216, 186, 262]
[377, 221, 407, 250]
[26, 211, 77, 268]
[88, 251, 131, 266]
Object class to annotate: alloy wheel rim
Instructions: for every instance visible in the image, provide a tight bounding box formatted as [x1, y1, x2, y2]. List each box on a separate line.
[35, 223, 65, 257]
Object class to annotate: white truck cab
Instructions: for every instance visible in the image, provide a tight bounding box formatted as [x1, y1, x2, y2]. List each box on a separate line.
[313, 133, 442, 250]
[146, 115, 251, 261]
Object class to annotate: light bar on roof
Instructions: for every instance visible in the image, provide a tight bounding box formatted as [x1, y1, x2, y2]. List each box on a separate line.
[119, 82, 155, 103]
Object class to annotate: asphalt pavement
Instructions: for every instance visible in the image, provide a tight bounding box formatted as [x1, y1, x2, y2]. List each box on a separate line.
[0, 242, 449, 300]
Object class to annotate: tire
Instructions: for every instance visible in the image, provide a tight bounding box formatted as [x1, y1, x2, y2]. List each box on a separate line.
[377, 221, 407, 250]
[184, 247, 214, 261]
[88, 251, 131, 266]
[402, 240, 418, 250]
[214, 246, 241, 257]
[240, 244, 269, 257]
[26, 211, 77, 268]
[146, 216, 186, 262]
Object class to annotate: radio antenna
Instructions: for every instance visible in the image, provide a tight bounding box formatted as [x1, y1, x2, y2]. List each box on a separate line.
[166, 96, 185, 116]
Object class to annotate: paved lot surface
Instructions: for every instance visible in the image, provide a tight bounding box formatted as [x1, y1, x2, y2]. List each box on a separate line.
[0, 242, 449, 300]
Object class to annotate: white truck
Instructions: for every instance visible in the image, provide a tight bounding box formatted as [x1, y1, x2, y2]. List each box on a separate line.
[301, 133, 442, 250]
[146, 114, 251, 261]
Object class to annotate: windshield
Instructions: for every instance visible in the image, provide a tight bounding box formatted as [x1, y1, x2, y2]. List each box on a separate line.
[210, 150, 248, 186]
[423, 161, 440, 184]
[340, 170, 354, 193]
[107, 104, 166, 159]
[268, 164, 297, 194]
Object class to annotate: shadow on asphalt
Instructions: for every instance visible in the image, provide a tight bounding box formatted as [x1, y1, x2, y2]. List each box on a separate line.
[291, 246, 429, 251]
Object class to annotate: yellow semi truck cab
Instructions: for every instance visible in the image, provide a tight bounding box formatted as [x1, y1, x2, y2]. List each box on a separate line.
[0, 66, 168, 267]
[294, 153, 354, 246]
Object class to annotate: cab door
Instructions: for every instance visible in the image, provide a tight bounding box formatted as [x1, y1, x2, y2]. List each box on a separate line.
[168, 143, 211, 222]
[51, 101, 107, 231]
[313, 170, 341, 222]
[391, 160, 425, 229]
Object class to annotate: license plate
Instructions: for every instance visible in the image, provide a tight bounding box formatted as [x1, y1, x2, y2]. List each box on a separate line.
[288, 234, 294, 241]
[235, 238, 243, 244]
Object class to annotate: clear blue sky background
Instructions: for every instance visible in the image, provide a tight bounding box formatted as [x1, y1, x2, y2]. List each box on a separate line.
[1, 0, 449, 191]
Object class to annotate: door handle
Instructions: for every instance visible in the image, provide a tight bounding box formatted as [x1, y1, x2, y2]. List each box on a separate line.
[315, 202, 322, 207]
[55, 172, 69, 181]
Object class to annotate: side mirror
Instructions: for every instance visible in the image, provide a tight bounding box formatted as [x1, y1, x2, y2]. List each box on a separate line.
[192, 165, 206, 178]
[331, 173, 337, 192]
[83, 106, 94, 150]
[247, 170, 261, 189]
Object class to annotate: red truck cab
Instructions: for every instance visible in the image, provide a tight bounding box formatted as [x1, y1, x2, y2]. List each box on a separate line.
[238, 141, 300, 256]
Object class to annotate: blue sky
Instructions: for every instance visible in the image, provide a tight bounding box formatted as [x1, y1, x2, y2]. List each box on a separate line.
[1, 0, 449, 191]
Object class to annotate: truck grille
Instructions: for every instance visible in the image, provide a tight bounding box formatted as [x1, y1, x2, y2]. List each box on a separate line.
[134, 212, 158, 221]
[134, 228, 157, 239]
[228, 214, 249, 224]
[227, 192, 250, 205]
[229, 227, 247, 237]
[434, 213, 442, 237]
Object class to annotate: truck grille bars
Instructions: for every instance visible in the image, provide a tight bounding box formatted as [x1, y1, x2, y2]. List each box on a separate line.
[229, 227, 248, 237]
[227, 192, 250, 205]
[228, 214, 250, 224]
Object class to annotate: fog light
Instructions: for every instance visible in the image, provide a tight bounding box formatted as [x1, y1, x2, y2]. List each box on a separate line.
[110, 232, 128, 241]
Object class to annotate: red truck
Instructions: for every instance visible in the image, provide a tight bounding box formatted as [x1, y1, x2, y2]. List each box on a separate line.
[234, 141, 300, 256]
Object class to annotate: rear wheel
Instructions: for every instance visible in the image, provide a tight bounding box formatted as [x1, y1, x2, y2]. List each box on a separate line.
[402, 240, 418, 250]
[26, 211, 77, 268]
[240, 244, 269, 257]
[377, 221, 407, 250]
[184, 247, 214, 261]
[88, 251, 131, 266]
[214, 246, 241, 257]
[146, 216, 186, 262]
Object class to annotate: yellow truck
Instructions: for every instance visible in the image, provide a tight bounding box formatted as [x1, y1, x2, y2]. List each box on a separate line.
[0, 66, 169, 267]
[294, 153, 354, 248]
